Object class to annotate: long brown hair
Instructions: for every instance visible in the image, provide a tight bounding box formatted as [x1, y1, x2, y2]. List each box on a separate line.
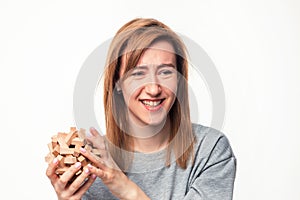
[103, 18, 195, 170]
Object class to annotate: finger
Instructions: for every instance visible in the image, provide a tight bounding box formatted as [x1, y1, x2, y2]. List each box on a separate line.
[87, 164, 108, 180]
[73, 174, 97, 198]
[93, 148, 109, 159]
[68, 167, 91, 194]
[80, 147, 106, 170]
[87, 127, 106, 150]
[90, 127, 101, 137]
[56, 162, 82, 189]
[46, 157, 59, 184]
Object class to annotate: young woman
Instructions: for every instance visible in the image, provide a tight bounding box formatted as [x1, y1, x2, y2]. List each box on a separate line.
[46, 18, 236, 200]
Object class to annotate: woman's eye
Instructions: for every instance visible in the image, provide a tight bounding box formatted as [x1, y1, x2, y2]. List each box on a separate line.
[131, 71, 145, 76]
[159, 70, 173, 75]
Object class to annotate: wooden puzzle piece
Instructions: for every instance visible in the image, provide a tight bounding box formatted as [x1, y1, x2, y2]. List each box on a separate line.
[45, 127, 102, 180]
[64, 130, 77, 146]
[64, 155, 77, 164]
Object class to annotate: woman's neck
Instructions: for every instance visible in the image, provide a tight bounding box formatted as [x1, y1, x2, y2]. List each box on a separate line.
[129, 118, 171, 153]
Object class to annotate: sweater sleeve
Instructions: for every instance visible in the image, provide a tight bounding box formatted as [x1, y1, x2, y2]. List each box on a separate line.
[184, 134, 237, 200]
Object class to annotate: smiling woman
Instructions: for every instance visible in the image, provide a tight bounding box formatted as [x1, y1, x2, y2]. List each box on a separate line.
[46, 18, 237, 200]
[120, 41, 177, 127]
[104, 20, 194, 171]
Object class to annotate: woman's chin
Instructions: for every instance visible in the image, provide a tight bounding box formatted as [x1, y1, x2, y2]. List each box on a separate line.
[139, 115, 167, 127]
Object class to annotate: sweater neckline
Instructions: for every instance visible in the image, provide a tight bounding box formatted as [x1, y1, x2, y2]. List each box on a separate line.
[126, 148, 169, 173]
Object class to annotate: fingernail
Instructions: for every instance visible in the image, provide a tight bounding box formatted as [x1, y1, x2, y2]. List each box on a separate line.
[91, 174, 97, 179]
[80, 147, 86, 153]
[84, 168, 89, 174]
[53, 158, 58, 164]
[75, 162, 81, 168]
[87, 164, 92, 169]
[90, 127, 96, 131]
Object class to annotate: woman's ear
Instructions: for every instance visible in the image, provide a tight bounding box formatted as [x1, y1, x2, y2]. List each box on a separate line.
[116, 82, 122, 94]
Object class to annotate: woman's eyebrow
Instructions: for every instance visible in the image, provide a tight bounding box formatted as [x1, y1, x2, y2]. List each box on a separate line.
[135, 65, 148, 70]
[157, 63, 176, 69]
[135, 63, 176, 69]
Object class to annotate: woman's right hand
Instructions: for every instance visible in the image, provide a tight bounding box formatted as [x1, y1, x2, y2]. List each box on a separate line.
[46, 157, 96, 200]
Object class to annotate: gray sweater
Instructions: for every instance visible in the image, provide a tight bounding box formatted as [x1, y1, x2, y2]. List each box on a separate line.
[83, 124, 236, 200]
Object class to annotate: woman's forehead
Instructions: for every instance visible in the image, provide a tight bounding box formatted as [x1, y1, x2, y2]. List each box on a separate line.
[137, 49, 176, 67]
[120, 41, 177, 73]
[148, 40, 176, 53]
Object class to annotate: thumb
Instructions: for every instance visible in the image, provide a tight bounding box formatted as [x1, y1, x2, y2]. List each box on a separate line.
[87, 127, 106, 149]
[89, 127, 101, 136]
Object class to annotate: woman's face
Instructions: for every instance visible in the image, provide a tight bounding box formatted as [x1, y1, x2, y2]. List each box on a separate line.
[119, 41, 178, 127]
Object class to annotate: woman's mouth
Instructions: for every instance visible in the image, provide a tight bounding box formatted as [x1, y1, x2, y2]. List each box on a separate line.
[140, 99, 165, 110]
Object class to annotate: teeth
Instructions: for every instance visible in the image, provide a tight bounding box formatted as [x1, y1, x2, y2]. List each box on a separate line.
[142, 100, 162, 107]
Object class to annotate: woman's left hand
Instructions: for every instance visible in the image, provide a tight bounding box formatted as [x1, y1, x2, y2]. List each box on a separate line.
[80, 127, 150, 200]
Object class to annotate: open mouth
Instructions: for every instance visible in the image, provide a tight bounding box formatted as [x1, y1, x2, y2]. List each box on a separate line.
[140, 99, 165, 109]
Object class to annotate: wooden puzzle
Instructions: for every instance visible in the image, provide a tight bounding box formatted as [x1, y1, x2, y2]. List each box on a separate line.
[45, 127, 100, 179]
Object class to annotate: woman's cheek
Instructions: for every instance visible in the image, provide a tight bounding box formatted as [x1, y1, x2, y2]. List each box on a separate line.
[162, 77, 178, 94]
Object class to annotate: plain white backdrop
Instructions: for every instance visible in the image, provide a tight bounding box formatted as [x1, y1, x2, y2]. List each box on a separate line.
[1, 0, 299, 199]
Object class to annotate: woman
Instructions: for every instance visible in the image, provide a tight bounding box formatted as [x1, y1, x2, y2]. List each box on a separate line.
[46, 18, 236, 200]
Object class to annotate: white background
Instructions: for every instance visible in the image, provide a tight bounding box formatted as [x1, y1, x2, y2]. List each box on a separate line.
[1, 0, 299, 199]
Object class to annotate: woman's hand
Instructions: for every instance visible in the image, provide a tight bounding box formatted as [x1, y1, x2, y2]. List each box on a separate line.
[46, 158, 96, 200]
[80, 127, 150, 200]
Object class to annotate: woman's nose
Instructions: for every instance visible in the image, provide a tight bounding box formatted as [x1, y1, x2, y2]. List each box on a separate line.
[144, 83, 162, 97]
[143, 72, 162, 96]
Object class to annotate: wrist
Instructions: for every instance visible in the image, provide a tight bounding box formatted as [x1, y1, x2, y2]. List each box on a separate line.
[120, 178, 149, 200]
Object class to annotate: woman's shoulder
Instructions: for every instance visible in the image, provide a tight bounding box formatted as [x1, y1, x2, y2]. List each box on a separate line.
[191, 123, 235, 159]
[192, 123, 226, 142]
